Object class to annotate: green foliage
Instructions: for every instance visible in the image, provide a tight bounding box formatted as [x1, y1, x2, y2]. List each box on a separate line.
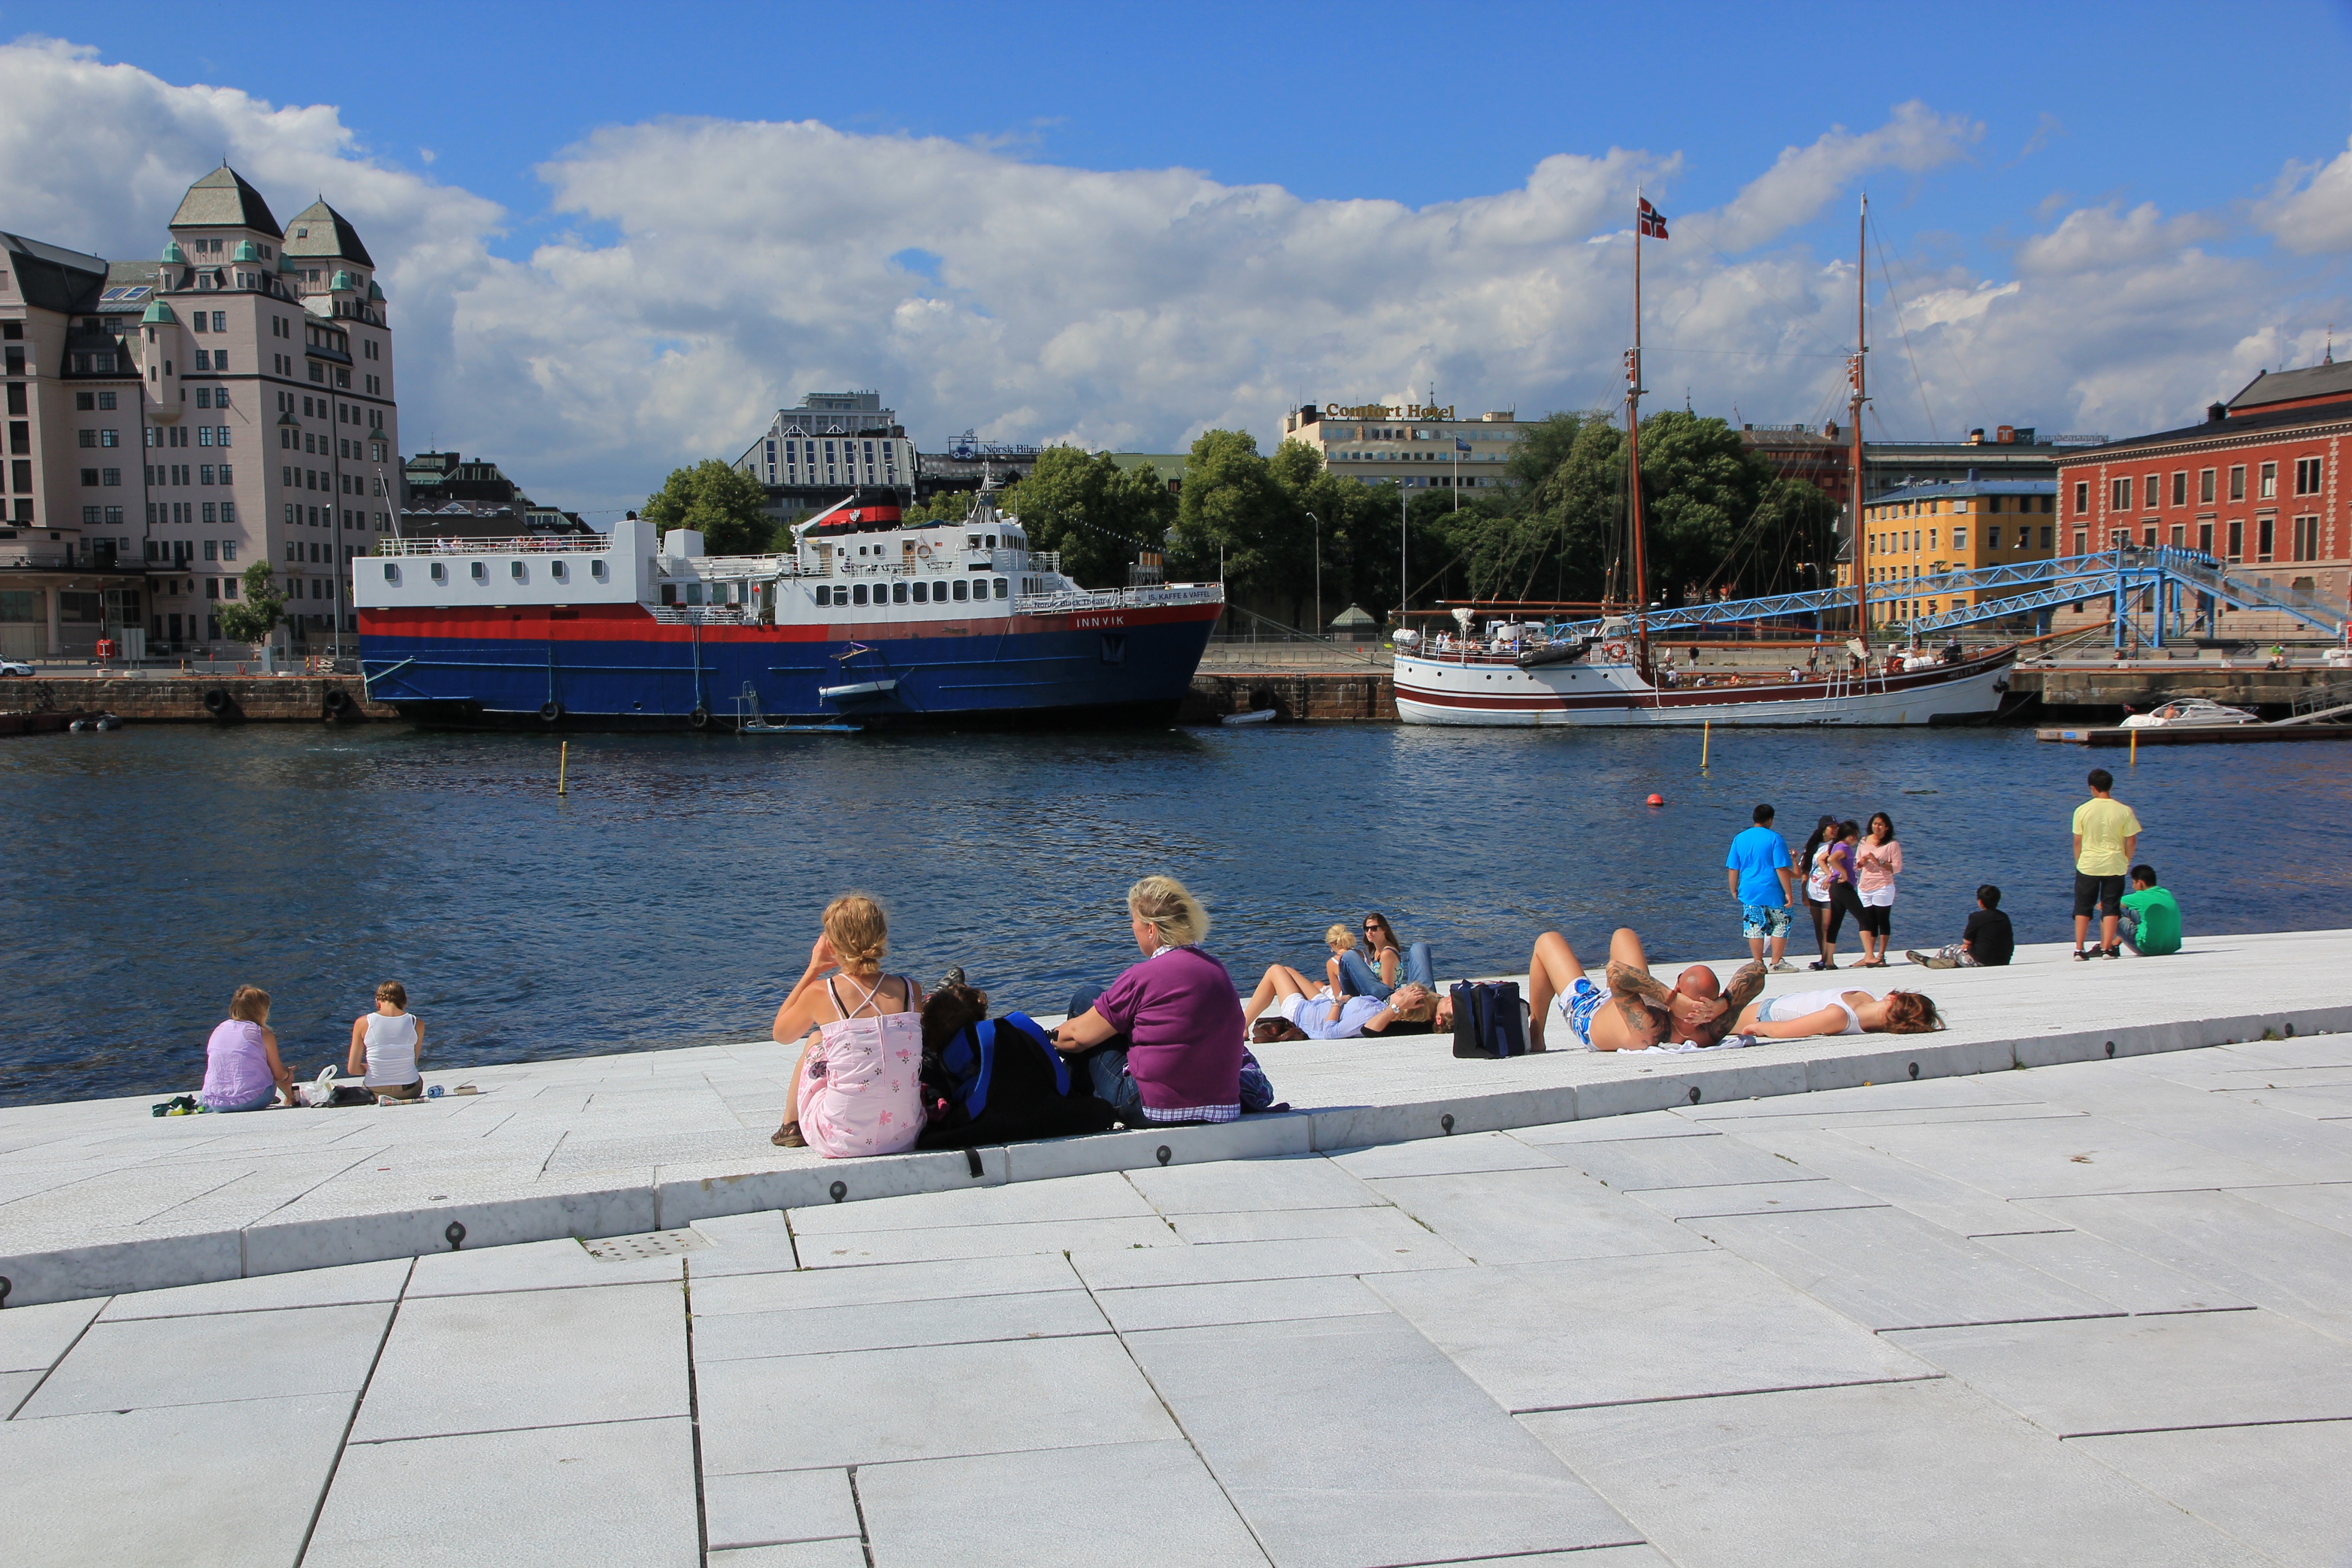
[643, 460, 776, 556]
[215, 560, 283, 645]
[997, 447, 1178, 587]
[901, 493, 972, 525]
[1635, 411, 1768, 603]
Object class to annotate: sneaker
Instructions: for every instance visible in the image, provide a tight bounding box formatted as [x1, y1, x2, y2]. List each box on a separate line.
[1919, 956, 1960, 970]
[1768, 959, 1801, 973]
[2102, 945, 2122, 960]
[2073, 949, 2093, 961]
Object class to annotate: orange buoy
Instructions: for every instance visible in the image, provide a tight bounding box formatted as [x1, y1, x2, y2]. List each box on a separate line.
[1646, 793, 1665, 807]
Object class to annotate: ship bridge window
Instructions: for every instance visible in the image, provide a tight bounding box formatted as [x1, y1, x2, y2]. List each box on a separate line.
[431, 562, 447, 585]
[590, 559, 607, 581]
[685, 583, 702, 605]
[509, 561, 525, 581]
[912, 581, 928, 603]
[952, 579, 968, 602]
[967, 536, 980, 549]
[470, 561, 486, 583]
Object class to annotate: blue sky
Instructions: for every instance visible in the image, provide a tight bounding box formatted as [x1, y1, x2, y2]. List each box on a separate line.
[6, 3, 2352, 511]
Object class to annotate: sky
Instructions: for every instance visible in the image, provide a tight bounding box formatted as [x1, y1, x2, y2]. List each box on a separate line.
[6, 1, 2352, 518]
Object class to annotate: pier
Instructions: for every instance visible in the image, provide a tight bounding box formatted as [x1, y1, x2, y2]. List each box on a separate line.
[4, 931, 2351, 1565]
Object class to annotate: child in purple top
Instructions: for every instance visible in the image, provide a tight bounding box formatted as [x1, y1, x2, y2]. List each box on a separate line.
[1053, 875, 1249, 1123]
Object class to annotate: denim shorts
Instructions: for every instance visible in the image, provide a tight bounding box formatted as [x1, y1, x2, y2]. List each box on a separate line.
[1741, 902, 1793, 939]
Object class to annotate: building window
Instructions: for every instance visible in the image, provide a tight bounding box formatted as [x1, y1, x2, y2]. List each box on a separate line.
[2259, 462, 2276, 500]
[2295, 456, 2323, 495]
[2293, 515, 2319, 561]
[2228, 465, 2245, 501]
[2110, 477, 2130, 511]
[1952, 527, 1968, 549]
[2227, 519, 2243, 559]
[2143, 473, 2158, 510]
[2199, 469, 2215, 504]
[2257, 516, 2275, 560]
[2172, 472, 2187, 508]
[2199, 521, 2214, 555]
[2072, 530, 2087, 556]
[2072, 480, 2088, 516]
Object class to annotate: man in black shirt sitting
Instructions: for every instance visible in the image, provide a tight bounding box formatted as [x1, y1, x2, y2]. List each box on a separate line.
[1907, 885, 2015, 970]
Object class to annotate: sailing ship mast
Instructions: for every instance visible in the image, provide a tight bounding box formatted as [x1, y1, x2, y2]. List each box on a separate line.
[1625, 189, 1648, 627]
[1848, 194, 1869, 645]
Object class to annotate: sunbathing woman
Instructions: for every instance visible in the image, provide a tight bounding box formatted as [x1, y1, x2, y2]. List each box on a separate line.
[1731, 986, 1941, 1039]
[1242, 963, 1440, 1039]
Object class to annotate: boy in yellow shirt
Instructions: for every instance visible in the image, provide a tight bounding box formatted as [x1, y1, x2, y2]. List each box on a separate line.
[2071, 767, 2143, 960]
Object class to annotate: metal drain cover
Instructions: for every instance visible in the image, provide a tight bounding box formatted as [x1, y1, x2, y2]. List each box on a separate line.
[582, 1228, 708, 1262]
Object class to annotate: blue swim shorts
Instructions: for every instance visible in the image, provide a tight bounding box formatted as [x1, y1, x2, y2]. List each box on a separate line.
[1556, 977, 1609, 1050]
[1741, 903, 1793, 940]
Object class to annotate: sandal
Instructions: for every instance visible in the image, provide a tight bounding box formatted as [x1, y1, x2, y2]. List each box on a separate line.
[770, 1121, 806, 1148]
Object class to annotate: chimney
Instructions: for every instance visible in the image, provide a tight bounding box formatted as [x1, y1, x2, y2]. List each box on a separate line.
[2207, 401, 2228, 423]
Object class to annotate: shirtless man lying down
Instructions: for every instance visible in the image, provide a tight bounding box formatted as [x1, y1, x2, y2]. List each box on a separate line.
[1524, 928, 1767, 1052]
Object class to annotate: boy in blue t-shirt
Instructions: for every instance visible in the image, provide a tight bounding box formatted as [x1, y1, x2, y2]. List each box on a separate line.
[1725, 803, 1797, 971]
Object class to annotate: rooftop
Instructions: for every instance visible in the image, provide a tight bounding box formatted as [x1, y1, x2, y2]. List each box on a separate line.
[2061, 393, 2352, 460]
[2228, 360, 2352, 413]
[167, 165, 283, 239]
[1872, 475, 2060, 500]
[283, 200, 373, 268]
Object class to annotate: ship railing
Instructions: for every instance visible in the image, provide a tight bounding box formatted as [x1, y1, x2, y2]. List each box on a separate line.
[1011, 583, 1225, 615]
[373, 536, 611, 556]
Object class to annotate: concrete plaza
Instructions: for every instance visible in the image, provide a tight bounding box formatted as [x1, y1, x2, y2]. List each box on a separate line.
[7, 1027, 2352, 1565]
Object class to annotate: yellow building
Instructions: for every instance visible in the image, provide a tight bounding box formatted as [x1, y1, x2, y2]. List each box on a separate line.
[1860, 476, 2057, 626]
[1277, 401, 1522, 493]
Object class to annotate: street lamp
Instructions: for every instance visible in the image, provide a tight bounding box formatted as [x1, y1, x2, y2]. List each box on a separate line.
[1304, 510, 1320, 636]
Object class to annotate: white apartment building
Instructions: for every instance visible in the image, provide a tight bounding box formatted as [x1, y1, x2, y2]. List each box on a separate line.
[1278, 401, 1524, 492]
[733, 391, 915, 526]
[0, 165, 397, 654]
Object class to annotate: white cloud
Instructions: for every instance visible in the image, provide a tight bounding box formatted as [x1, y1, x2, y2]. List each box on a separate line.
[2255, 137, 2352, 254]
[1, 40, 2345, 514]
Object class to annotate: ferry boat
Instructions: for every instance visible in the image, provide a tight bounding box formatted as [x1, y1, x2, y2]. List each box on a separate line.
[351, 492, 1224, 730]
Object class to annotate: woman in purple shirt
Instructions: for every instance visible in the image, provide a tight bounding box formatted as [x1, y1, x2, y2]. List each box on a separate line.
[201, 985, 294, 1112]
[1052, 876, 1248, 1124]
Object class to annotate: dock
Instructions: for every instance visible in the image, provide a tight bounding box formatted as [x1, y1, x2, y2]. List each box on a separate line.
[5, 930, 2351, 1566]
[2037, 721, 2352, 745]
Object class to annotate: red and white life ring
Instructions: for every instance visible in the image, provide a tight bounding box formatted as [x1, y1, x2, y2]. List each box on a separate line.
[916, 544, 932, 559]
[1604, 640, 1628, 661]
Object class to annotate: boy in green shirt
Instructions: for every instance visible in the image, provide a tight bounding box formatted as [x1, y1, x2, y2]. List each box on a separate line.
[2118, 864, 2182, 956]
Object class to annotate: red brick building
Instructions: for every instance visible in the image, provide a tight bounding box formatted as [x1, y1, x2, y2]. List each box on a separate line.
[2055, 363, 2352, 615]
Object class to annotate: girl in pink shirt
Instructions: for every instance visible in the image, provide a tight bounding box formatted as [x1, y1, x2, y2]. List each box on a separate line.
[1853, 813, 1904, 968]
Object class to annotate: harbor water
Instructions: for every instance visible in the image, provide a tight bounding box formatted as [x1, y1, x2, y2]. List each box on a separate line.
[4, 721, 2347, 1107]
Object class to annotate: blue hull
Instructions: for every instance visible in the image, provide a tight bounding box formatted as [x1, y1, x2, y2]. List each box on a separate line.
[359, 608, 1219, 731]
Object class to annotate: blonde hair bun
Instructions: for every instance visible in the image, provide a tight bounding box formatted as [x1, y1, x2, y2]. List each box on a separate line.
[1325, 923, 1358, 952]
[822, 893, 890, 971]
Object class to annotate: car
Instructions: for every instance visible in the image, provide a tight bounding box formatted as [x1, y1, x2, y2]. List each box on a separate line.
[0, 658, 35, 677]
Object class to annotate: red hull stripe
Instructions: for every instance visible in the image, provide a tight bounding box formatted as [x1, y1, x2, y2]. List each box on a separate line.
[358, 600, 1224, 644]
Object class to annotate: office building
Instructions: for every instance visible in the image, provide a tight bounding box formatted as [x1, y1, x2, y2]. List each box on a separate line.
[1857, 474, 2057, 627]
[2054, 362, 2352, 616]
[0, 165, 399, 655]
[1279, 401, 1523, 490]
[733, 392, 915, 525]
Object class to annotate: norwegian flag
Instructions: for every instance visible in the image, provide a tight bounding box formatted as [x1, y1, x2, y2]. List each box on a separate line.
[1638, 198, 1669, 240]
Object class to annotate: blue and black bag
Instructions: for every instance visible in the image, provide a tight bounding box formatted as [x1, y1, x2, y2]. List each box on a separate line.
[1450, 980, 1528, 1059]
[918, 1010, 1116, 1148]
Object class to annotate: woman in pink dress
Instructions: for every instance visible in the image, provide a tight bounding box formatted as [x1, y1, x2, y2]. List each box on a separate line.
[200, 985, 293, 1112]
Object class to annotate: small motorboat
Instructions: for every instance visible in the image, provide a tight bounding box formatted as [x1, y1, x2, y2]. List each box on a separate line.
[2120, 698, 2258, 729]
[1221, 708, 1278, 725]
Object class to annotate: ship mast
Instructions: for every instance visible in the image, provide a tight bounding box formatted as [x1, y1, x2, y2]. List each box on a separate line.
[1626, 188, 1648, 628]
[1848, 194, 1869, 645]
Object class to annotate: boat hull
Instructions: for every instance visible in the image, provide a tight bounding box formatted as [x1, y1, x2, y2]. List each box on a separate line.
[1395, 648, 2016, 726]
[359, 600, 1220, 731]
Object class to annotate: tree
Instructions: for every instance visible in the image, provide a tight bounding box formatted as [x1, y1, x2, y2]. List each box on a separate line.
[1634, 411, 1768, 606]
[215, 560, 284, 649]
[643, 460, 775, 556]
[997, 447, 1177, 588]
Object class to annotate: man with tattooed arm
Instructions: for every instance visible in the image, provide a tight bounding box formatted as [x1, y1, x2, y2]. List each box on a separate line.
[1523, 927, 1766, 1052]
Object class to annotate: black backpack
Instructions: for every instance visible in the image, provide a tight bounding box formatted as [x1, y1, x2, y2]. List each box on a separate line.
[1450, 980, 1529, 1059]
[918, 1010, 1116, 1148]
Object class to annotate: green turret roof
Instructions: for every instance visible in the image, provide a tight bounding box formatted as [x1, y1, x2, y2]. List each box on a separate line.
[161, 241, 186, 264]
[141, 299, 178, 326]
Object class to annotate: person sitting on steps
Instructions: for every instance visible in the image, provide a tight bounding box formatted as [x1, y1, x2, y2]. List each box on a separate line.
[1335, 912, 1435, 1001]
[2118, 864, 2182, 956]
[1907, 885, 2014, 970]
[1524, 928, 1767, 1052]
[769, 894, 922, 1149]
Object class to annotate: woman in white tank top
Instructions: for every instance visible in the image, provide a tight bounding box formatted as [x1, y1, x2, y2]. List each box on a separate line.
[346, 980, 425, 1101]
[1733, 987, 1941, 1039]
